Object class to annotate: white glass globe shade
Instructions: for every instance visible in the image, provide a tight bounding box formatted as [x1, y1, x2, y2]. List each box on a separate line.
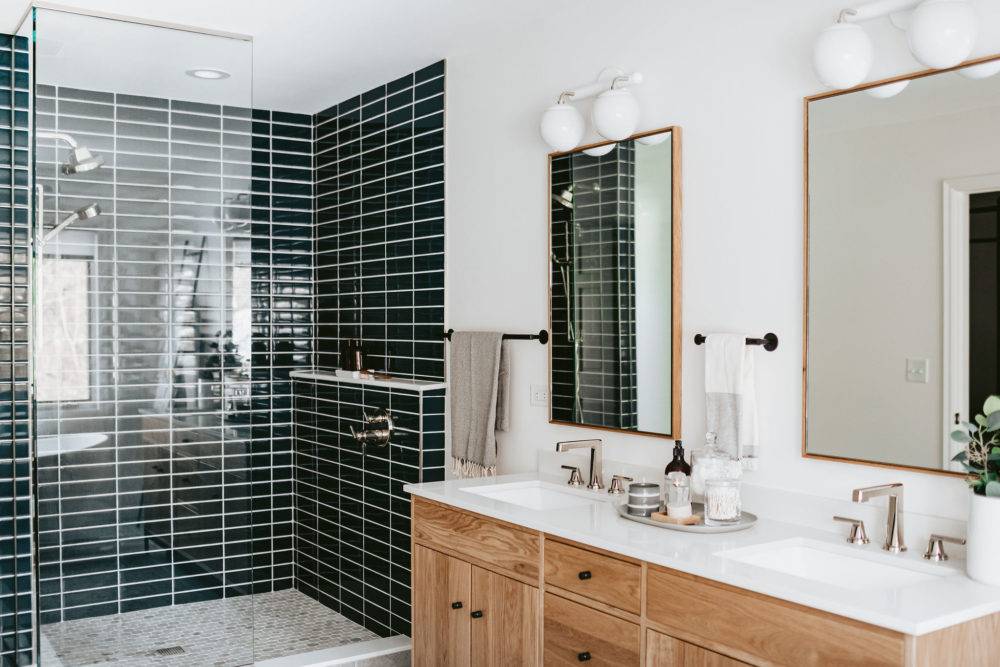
[958, 60, 1000, 79]
[636, 131, 669, 146]
[582, 143, 616, 157]
[907, 0, 977, 69]
[591, 88, 639, 141]
[813, 22, 873, 89]
[865, 80, 909, 98]
[540, 103, 584, 152]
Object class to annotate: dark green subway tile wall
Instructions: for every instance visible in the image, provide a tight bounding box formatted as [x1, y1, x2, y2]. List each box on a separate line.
[313, 60, 445, 381]
[294, 59, 446, 638]
[0, 33, 32, 667]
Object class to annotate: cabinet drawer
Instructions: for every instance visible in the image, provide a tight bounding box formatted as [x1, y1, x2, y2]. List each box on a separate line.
[412, 498, 539, 579]
[646, 630, 749, 666]
[646, 566, 904, 666]
[544, 538, 641, 614]
[544, 592, 640, 666]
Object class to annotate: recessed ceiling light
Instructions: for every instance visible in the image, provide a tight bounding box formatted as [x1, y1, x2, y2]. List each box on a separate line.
[186, 68, 230, 80]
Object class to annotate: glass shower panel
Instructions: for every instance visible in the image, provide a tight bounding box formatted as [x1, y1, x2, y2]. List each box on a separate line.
[31, 8, 255, 665]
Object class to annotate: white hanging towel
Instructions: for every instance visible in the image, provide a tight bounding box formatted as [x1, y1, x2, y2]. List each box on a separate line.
[704, 333, 760, 470]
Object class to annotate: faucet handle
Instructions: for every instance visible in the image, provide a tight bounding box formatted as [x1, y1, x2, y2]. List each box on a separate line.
[922, 534, 965, 562]
[608, 475, 633, 495]
[561, 465, 584, 487]
[833, 516, 870, 545]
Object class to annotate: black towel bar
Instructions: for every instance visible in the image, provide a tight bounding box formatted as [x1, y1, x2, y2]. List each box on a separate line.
[443, 329, 549, 345]
[694, 332, 778, 352]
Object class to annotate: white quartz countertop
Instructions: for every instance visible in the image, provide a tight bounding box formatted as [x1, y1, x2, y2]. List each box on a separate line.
[404, 473, 1000, 636]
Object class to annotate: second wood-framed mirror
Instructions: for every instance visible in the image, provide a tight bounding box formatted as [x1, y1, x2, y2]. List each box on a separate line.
[548, 126, 682, 439]
[804, 53, 1000, 476]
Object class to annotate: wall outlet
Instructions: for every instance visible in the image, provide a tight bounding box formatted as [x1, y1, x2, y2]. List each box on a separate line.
[906, 358, 929, 384]
[530, 384, 549, 407]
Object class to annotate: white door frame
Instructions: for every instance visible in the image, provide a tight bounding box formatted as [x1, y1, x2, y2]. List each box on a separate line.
[942, 173, 1000, 470]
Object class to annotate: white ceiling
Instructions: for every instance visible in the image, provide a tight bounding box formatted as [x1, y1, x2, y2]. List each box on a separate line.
[1, 0, 560, 113]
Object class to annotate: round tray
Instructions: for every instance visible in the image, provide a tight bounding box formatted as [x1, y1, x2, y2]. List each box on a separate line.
[615, 502, 757, 534]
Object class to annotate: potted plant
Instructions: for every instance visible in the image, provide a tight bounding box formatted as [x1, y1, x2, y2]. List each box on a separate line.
[951, 395, 1000, 585]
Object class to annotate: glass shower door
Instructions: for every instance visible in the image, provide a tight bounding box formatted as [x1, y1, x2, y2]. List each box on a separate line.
[29, 8, 256, 665]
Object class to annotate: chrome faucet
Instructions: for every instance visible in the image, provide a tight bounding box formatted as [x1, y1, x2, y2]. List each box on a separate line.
[556, 439, 604, 490]
[852, 483, 905, 553]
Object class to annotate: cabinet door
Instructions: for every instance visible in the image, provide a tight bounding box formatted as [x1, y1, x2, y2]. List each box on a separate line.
[646, 630, 748, 666]
[413, 545, 472, 667]
[470, 566, 539, 666]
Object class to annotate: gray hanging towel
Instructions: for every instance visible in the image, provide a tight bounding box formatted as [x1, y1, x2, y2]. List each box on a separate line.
[450, 331, 509, 477]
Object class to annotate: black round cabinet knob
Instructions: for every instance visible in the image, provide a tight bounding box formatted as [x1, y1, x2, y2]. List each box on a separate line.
[578, 651, 592, 662]
[578, 570, 592, 580]
[470, 610, 484, 619]
[451, 601, 463, 609]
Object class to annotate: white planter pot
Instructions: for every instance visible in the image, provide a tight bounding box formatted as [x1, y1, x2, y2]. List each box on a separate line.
[967, 492, 1000, 585]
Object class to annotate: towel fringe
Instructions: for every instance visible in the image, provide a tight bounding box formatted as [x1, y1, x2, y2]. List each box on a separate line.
[451, 457, 496, 479]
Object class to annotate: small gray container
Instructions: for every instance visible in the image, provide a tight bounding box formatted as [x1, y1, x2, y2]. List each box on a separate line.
[627, 482, 661, 517]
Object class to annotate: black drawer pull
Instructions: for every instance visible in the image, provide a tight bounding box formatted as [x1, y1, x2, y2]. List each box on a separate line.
[451, 601, 463, 609]
[578, 652, 592, 662]
[578, 570, 592, 580]
[470, 610, 483, 619]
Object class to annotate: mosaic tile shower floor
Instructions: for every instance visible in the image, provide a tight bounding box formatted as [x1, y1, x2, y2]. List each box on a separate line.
[39, 589, 379, 666]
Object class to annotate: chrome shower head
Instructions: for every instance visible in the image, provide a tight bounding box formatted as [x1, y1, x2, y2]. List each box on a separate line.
[42, 203, 102, 244]
[61, 146, 105, 175]
[73, 202, 102, 220]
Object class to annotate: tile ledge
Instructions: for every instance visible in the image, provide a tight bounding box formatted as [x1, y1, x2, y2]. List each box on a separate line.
[290, 369, 447, 392]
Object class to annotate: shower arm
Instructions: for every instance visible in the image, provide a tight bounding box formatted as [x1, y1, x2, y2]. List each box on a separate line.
[43, 212, 79, 244]
[36, 131, 79, 149]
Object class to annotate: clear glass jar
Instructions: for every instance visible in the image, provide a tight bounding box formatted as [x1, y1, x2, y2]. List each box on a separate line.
[690, 432, 740, 502]
[704, 478, 742, 526]
[665, 471, 690, 507]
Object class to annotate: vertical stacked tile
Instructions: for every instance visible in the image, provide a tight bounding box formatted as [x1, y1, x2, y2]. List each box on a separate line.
[248, 108, 314, 595]
[550, 144, 637, 429]
[31, 84, 312, 624]
[292, 373, 445, 637]
[313, 61, 445, 379]
[616, 143, 638, 428]
[295, 59, 446, 638]
[0, 33, 32, 666]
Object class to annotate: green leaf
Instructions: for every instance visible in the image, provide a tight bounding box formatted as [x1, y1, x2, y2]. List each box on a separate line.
[951, 429, 971, 443]
[984, 395, 1000, 415]
[976, 414, 988, 427]
[989, 450, 1000, 463]
[952, 450, 969, 462]
[986, 411, 1000, 431]
[986, 481, 1000, 497]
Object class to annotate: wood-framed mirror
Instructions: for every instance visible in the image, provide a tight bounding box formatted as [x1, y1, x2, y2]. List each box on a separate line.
[803, 53, 1000, 476]
[548, 126, 682, 438]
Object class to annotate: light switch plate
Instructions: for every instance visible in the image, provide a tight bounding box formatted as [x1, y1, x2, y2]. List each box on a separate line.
[530, 384, 549, 407]
[906, 358, 929, 384]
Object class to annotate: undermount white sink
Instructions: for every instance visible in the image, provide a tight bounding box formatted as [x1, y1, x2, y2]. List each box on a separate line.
[460, 480, 602, 511]
[717, 538, 952, 592]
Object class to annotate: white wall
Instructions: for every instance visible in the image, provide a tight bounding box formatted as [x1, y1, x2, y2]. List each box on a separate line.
[444, 0, 1000, 522]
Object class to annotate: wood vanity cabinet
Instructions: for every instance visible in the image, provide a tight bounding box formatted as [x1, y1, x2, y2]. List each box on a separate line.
[412, 544, 539, 666]
[410, 497, 999, 666]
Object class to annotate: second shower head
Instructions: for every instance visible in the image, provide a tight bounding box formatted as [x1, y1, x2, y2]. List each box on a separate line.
[41, 203, 102, 244]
